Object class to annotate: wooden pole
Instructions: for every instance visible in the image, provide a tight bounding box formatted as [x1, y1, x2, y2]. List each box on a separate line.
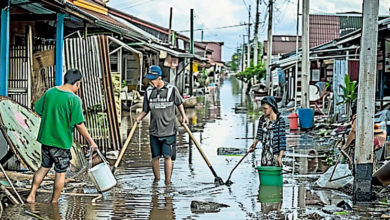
[27, 25, 33, 108]
[112, 122, 137, 173]
[0, 164, 23, 204]
[266, 0, 273, 95]
[0, 185, 19, 205]
[301, 0, 310, 108]
[353, 0, 379, 204]
[182, 123, 224, 184]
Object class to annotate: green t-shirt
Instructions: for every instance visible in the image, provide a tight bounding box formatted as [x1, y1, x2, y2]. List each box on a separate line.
[35, 87, 85, 149]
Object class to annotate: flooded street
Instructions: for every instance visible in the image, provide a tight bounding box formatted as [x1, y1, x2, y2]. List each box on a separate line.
[1, 76, 382, 219]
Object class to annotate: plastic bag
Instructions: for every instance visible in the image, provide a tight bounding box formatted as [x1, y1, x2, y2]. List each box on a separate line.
[316, 164, 353, 189]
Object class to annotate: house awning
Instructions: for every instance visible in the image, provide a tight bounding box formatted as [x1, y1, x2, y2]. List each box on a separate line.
[147, 43, 194, 58]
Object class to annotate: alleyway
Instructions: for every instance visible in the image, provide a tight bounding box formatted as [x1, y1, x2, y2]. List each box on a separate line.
[1, 76, 381, 219]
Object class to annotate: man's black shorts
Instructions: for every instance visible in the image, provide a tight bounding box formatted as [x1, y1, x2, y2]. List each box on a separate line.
[41, 145, 72, 173]
[150, 135, 176, 160]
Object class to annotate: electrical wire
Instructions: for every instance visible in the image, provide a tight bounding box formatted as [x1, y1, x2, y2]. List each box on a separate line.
[177, 23, 253, 33]
[242, 0, 255, 23]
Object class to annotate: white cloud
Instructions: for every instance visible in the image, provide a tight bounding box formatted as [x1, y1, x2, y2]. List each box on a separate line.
[108, 0, 390, 61]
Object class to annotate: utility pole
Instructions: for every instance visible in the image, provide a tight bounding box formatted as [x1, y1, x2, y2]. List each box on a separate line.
[190, 9, 194, 96]
[353, 0, 379, 204]
[254, 0, 260, 67]
[201, 30, 204, 41]
[295, 0, 300, 108]
[242, 34, 246, 71]
[301, 0, 310, 108]
[168, 7, 173, 44]
[266, 0, 273, 95]
[247, 5, 251, 68]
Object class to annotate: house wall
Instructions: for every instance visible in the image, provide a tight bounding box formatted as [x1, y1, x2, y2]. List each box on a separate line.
[205, 43, 222, 62]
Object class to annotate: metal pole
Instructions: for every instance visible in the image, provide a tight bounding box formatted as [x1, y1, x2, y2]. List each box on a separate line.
[247, 5, 251, 68]
[266, 0, 273, 94]
[56, 13, 65, 86]
[295, 0, 300, 108]
[301, 0, 310, 108]
[168, 7, 173, 44]
[242, 35, 246, 71]
[353, 0, 379, 204]
[0, 2, 10, 96]
[190, 9, 194, 96]
[254, 0, 260, 67]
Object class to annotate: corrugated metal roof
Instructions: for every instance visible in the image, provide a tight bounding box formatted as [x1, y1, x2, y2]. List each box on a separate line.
[11, 0, 55, 14]
[309, 15, 340, 48]
[339, 16, 362, 36]
[264, 36, 301, 56]
[309, 14, 363, 48]
[147, 43, 194, 58]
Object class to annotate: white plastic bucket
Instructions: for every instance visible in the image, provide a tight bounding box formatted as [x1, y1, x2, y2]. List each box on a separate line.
[88, 149, 117, 192]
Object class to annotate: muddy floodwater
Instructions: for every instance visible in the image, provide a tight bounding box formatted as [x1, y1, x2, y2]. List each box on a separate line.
[1, 77, 382, 219]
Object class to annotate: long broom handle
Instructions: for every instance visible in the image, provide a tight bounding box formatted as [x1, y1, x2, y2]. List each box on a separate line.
[113, 123, 138, 172]
[182, 123, 213, 167]
[226, 151, 251, 182]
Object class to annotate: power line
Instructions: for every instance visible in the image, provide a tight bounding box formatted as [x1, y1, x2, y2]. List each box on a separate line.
[177, 23, 257, 33]
[242, 0, 255, 23]
[120, 0, 154, 10]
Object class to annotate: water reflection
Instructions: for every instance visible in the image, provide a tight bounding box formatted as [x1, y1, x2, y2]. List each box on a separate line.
[149, 183, 175, 220]
[258, 185, 283, 216]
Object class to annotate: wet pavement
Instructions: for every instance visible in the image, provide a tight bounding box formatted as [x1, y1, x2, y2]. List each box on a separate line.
[1, 76, 387, 219]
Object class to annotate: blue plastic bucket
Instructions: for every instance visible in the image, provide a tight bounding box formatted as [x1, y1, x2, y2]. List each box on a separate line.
[297, 108, 314, 129]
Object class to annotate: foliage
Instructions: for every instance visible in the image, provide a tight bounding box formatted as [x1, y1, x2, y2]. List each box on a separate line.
[122, 80, 127, 88]
[197, 69, 208, 87]
[230, 52, 241, 72]
[235, 62, 266, 83]
[337, 74, 357, 105]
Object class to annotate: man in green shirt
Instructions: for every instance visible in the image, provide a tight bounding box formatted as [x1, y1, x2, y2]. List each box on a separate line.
[27, 69, 97, 203]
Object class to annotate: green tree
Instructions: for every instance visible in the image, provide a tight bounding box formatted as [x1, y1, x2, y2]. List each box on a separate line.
[230, 52, 241, 72]
[235, 61, 266, 83]
[235, 61, 266, 94]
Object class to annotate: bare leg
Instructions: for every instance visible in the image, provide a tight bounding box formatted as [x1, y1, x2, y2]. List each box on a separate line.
[164, 157, 173, 184]
[152, 157, 160, 181]
[27, 167, 50, 203]
[51, 172, 66, 203]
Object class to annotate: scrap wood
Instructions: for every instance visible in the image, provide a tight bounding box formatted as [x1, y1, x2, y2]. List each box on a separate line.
[70, 167, 87, 180]
[382, 214, 390, 219]
[35, 189, 101, 197]
[92, 194, 102, 204]
[0, 171, 75, 183]
[25, 210, 49, 220]
[0, 164, 24, 204]
[0, 185, 20, 205]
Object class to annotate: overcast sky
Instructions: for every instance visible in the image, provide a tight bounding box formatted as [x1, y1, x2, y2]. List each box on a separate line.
[108, 0, 390, 61]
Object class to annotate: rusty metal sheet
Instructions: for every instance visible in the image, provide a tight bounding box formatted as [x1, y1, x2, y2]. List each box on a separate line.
[0, 97, 41, 171]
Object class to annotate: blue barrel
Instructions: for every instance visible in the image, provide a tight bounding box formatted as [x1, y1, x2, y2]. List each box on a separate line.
[297, 108, 314, 129]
